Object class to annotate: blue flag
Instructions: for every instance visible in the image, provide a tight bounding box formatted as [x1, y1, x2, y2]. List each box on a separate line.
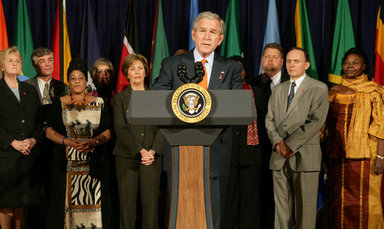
[259, 0, 280, 74]
[188, 0, 199, 50]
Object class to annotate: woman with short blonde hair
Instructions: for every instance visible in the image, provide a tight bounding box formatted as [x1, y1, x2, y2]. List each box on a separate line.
[0, 47, 42, 229]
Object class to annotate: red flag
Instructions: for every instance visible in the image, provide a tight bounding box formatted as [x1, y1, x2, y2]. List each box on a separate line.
[374, 1, 384, 85]
[149, 0, 159, 80]
[52, 0, 71, 84]
[116, 0, 140, 93]
[0, 0, 8, 50]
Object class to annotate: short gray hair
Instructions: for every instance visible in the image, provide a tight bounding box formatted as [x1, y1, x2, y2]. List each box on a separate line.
[192, 11, 225, 34]
[31, 47, 53, 65]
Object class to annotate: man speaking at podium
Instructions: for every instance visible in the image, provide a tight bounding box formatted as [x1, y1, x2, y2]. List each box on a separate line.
[152, 11, 242, 229]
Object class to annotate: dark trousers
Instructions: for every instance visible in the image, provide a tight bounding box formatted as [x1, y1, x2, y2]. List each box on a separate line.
[116, 156, 162, 229]
[222, 164, 261, 229]
[260, 161, 275, 229]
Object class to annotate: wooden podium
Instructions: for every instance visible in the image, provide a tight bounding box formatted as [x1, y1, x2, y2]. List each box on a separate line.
[127, 90, 256, 229]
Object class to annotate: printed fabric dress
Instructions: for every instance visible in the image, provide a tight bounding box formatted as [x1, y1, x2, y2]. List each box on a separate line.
[325, 86, 384, 229]
[62, 97, 104, 228]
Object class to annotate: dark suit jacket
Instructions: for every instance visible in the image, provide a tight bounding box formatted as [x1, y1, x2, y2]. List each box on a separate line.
[25, 77, 69, 104]
[0, 78, 42, 159]
[112, 86, 164, 159]
[152, 50, 242, 176]
[249, 72, 290, 100]
[232, 85, 266, 166]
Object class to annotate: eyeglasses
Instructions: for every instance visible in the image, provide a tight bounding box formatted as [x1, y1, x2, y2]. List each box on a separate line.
[69, 77, 86, 81]
[96, 69, 111, 75]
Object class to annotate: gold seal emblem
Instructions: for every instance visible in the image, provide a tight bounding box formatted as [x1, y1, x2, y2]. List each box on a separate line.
[171, 83, 212, 124]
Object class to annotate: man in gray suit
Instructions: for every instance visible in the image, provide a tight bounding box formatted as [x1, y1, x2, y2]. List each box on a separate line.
[265, 47, 329, 229]
[152, 11, 242, 229]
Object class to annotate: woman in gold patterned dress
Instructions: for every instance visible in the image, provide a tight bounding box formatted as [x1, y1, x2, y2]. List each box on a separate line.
[45, 59, 112, 228]
[324, 48, 384, 229]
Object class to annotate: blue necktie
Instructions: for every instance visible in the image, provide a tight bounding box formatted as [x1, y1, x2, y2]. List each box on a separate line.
[287, 81, 296, 110]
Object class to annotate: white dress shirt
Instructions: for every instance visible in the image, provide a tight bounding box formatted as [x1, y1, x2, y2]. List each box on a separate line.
[288, 74, 306, 95]
[37, 77, 52, 97]
[270, 71, 282, 89]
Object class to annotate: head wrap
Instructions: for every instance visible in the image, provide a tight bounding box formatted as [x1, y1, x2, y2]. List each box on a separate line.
[67, 59, 88, 80]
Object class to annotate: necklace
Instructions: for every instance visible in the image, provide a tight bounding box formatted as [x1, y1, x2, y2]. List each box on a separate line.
[68, 93, 87, 111]
[71, 94, 86, 105]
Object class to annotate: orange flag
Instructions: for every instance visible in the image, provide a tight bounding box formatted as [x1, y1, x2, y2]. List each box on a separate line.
[374, 1, 384, 85]
[0, 0, 9, 50]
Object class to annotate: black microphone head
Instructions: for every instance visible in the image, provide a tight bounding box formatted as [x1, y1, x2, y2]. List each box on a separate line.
[193, 61, 205, 84]
[177, 62, 188, 83]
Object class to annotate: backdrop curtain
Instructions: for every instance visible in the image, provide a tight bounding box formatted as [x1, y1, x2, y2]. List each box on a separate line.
[2, 0, 381, 84]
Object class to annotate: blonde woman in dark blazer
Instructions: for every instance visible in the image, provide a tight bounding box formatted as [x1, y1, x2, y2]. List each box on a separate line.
[0, 47, 42, 229]
[113, 54, 164, 229]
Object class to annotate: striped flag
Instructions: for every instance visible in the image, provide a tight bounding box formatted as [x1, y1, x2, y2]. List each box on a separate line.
[150, 0, 169, 86]
[374, 0, 384, 85]
[259, 0, 280, 74]
[294, 0, 318, 79]
[116, 0, 140, 93]
[328, 0, 355, 84]
[220, 0, 242, 57]
[52, 0, 72, 84]
[188, 0, 199, 50]
[0, 0, 8, 50]
[13, 0, 35, 78]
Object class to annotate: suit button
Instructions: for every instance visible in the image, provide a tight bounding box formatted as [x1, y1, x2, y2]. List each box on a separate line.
[21, 120, 25, 123]
[141, 132, 144, 136]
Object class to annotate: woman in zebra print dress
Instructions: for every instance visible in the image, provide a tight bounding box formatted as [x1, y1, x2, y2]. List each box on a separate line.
[45, 59, 112, 229]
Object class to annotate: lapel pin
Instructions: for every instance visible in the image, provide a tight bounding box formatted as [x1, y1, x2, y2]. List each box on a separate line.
[219, 71, 224, 80]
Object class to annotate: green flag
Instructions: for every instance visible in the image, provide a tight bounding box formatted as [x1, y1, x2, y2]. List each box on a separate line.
[294, 0, 318, 79]
[150, 0, 169, 86]
[328, 0, 355, 84]
[13, 0, 35, 78]
[220, 0, 242, 57]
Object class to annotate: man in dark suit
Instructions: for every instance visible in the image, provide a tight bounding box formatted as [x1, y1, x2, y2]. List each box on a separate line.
[250, 43, 289, 229]
[152, 11, 242, 229]
[24, 47, 68, 227]
[250, 43, 289, 97]
[221, 56, 268, 229]
[26, 47, 69, 105]
[265, 47, 329, 229]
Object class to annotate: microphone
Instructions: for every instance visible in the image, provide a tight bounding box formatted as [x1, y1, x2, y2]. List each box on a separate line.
[192, 61, 204, 84]
[177, 62, 189, 84]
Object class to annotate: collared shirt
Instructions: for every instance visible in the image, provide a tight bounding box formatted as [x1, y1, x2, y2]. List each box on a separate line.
[270, 71, 282, 89]
[288, 74, 306, 95]
[37, 77, 52, 96]
[193, 49, 214, 86]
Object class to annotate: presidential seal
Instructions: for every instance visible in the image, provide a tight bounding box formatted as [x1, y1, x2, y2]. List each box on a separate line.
[171, 83, 212, 124]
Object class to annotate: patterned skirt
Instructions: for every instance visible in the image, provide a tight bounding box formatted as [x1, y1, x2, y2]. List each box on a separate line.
[64, 146, 102, 229]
